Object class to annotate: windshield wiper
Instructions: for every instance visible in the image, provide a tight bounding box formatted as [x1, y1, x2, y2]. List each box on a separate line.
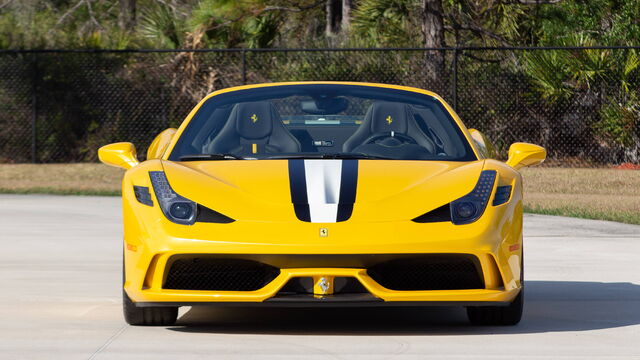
[322, 153, 393, 160]
[265, 153, 324, 159]
[265, 153, 393, 160]
[179, 153, 244, 161]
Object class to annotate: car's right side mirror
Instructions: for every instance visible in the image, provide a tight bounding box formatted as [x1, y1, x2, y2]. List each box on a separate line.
[98, 142, 139, 170]
[506, 142, 547, 170]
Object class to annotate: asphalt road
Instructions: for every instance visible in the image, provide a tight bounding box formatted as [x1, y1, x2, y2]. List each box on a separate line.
[0, 194, 639, 359]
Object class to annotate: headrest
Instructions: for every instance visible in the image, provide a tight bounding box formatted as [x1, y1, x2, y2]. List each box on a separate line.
[232, 101, 274, 139]
[369, 102, 411, 133]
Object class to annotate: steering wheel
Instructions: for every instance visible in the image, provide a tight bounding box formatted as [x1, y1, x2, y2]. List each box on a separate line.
[361, 132, 418, 147]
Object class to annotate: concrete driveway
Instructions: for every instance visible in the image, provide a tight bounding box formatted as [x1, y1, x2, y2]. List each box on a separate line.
[0, 194, 638, 359]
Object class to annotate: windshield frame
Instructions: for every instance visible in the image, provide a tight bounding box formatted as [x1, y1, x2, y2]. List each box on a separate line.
[164, 82, 480, 162]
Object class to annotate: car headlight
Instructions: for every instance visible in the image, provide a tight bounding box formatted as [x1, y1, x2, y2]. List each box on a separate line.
[450, 170, 496, 225]
[149, 171, 197, 225]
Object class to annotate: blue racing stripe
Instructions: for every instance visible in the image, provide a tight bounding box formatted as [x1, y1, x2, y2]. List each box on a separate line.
[336, 159, 358, 222]
[288, 159, 311, 222]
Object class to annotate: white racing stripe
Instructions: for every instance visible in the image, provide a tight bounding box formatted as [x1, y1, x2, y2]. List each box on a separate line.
[303, 160, 343, 223]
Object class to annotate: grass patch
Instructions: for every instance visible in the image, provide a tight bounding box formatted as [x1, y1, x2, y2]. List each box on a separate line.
[0, 187, 120, 196]
[1, 163, 638, 225]
[0, 164, 123, 195]
[524, 205, 640, 225]
[520, 167, 640, 225]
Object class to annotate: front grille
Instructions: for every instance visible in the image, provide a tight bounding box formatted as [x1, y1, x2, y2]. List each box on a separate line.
[367, 255, 484, 291]
[164, 258, 280, 291]
[276, 277, 369, 296]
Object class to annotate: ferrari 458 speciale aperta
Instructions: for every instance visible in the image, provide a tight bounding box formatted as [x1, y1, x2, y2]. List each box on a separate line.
[99, 82, 546, 326]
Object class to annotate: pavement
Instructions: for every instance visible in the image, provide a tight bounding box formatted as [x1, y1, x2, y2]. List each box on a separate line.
[0, 194, 638, 359]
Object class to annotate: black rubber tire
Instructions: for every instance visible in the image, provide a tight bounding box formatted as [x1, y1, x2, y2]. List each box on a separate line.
[466, 250, 525, 326]
[122, 253, 178, 326]
[123, 289, 179, 326]
[466, 289, 523, 325]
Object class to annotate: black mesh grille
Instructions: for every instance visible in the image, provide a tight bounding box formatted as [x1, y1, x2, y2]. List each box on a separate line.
[367, 255, 484, 291]
[164, 258, 280, 291]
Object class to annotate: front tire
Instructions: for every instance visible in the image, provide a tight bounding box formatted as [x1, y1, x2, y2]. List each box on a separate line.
[466, 289, 524, 326]
[123, 290, 178, 326]
[122, 248, 178, 326]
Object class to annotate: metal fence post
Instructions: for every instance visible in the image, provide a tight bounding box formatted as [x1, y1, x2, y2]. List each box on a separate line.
[241, 49, 247, 85]
[452, 48, 459, 112]
[31, 53, 38, 163]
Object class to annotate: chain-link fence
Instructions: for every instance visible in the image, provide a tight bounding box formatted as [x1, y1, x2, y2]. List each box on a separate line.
[0, 47, 638, 166]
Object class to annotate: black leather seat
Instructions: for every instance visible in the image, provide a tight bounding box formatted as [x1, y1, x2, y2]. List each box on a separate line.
[342, 101, 435, 153]
[205, 101, 301, 155]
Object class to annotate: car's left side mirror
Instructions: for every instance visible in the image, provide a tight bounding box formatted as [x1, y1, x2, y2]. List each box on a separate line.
[147, 128, 177, 160]
[98, 142, 139, 170]
[506, 142, 546, 170]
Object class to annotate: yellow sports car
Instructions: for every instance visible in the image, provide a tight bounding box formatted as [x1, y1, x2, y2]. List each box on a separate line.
[99, 82, 545, 326]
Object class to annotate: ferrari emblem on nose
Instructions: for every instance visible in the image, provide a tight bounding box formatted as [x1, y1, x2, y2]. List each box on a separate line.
[251, 114, 258, 123]
[386, 115, 393, 125]
[318, 277, 330, 293]
[319, 228, 328, 237]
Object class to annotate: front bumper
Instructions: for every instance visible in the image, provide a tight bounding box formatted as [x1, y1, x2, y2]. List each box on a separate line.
[125, 245, 521, 305]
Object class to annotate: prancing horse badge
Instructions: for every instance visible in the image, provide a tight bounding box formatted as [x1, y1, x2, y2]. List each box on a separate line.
[319, 228, 328, 237]
[318, 277, 330, 293]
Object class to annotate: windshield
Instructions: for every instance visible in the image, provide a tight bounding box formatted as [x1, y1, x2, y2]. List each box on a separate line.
[169, 84, 476, 161]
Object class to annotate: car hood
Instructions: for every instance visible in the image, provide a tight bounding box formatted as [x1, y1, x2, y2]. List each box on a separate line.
[162, 159, 484, 222]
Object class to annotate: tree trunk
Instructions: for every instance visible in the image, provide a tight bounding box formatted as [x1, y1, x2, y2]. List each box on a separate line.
[325, 0, 341, 38]
[422, 0, 445, 88]
[341, 0, 353, 31]
[118, 0, 136, 31]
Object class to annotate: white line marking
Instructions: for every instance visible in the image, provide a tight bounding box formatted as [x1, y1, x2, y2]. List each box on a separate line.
[304, 160, 342, 223]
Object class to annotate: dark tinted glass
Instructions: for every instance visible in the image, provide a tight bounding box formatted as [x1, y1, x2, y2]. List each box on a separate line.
[169, 84, 476, 161]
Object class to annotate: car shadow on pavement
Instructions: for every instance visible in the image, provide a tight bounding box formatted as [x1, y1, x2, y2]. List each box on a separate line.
[167, 281, 640, 335]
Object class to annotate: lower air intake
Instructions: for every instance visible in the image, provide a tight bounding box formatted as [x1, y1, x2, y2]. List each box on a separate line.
[367, 255, 484, 291]
[164, 258, 280, 291]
